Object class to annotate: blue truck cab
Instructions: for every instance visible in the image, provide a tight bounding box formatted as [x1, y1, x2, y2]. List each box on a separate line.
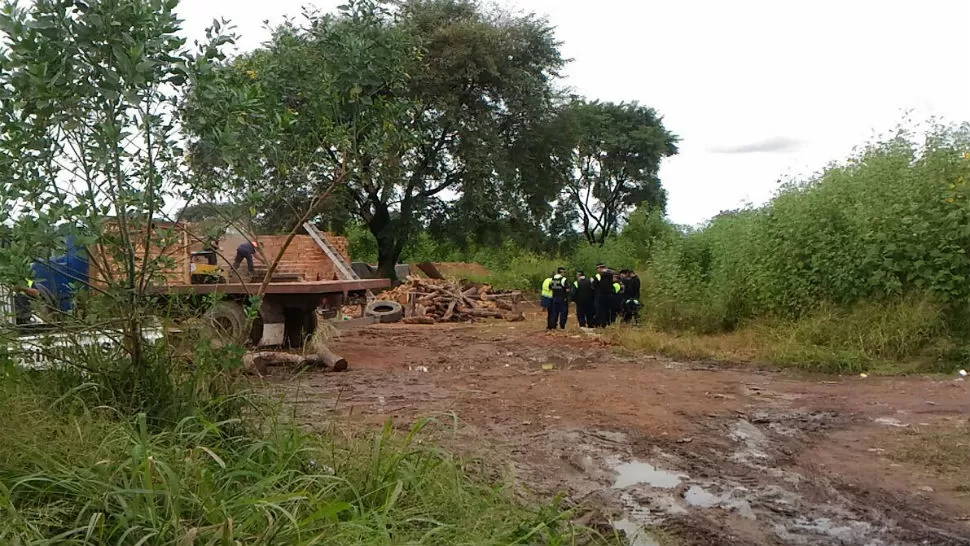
[30, 236, 89, 314]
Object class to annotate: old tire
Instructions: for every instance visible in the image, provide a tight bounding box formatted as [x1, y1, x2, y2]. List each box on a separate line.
[364, 301, 403, 323]
[205, 301, 250, 346]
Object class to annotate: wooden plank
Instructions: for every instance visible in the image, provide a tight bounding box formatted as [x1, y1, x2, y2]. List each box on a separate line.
[415, 262, 444, 279]
[302, 222, 358, 280]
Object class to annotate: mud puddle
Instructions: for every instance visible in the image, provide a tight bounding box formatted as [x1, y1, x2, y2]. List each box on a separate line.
[610, 458, 685, 489]
[537, 418, 927, 546]
[610, 518, 661, 546]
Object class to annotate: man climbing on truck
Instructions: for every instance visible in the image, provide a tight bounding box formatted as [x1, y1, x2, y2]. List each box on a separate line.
[232, 239, 261, 278]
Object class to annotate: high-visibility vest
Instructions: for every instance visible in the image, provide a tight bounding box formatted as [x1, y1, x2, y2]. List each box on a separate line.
[541, 277, 553, 298]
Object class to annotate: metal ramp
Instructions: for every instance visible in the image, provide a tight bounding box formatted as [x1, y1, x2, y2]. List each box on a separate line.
[302, 222, 375, 301]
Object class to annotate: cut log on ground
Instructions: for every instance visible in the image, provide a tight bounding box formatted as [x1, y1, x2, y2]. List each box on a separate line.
[377, 276, 524, 324]
[242, 347, 349, 375]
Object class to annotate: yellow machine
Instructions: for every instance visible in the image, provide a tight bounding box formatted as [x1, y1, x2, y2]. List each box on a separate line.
[190, 251, 224, 284]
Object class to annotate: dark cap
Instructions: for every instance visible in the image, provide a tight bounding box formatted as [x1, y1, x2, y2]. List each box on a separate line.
[596, 263, 606, 268]
[577, 270, 585, 276]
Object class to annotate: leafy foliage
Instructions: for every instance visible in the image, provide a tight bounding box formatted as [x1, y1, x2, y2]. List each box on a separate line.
[551, 100, 679, 245]
[188, 0, 567, 279]
[0, 0, 236, 398]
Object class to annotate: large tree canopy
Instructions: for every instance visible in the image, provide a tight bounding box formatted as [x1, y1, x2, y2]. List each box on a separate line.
[553, 100, 679, 245]
[185, 0, 565, 278]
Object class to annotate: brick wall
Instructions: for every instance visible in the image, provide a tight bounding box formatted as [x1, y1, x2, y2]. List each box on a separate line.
[89, 220, 191, 287]
[209, 233, 351, 282]
[91, 221, 352, 287]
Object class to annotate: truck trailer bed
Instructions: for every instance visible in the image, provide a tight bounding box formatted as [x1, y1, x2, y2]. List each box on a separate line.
[155, 278, 391, 296]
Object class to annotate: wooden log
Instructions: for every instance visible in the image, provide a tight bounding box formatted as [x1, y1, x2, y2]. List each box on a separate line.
[465, 308, 507, 319]
[403, 316, 436, 325]
[313, 346, 349, 372]
[442, 298, 458, 321]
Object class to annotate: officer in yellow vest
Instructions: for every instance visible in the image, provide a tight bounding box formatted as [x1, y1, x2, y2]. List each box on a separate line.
[546, 270, 569, 330]
[541, 267, 566, 310]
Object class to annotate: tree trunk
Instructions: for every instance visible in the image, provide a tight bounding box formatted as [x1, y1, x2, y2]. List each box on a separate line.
[368, 202, 403, 281]
[376, 240, 402, 281]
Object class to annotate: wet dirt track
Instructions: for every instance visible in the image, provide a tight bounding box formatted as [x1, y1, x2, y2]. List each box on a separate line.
[268, 318, 970, 546]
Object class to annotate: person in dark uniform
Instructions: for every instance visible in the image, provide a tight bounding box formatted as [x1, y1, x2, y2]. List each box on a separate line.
[621, 270, 642, 324]
[546, 271, 569, 330]
[610, 277, 624, 325]
[571, 270, 595, 328]
[203, 236, 220, 265]
[592, 263, 615, 328]
[14, 278, 40, 325]
[232, 240, 260, 276]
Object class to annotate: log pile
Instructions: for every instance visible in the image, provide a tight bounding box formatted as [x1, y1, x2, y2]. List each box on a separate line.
[378, 277, 524, 324]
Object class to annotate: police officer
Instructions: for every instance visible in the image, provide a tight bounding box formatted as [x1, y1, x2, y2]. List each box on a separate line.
[621, 270, 642, 324]
[546, 269, 569, 330]
[541, 267, 566, 311]
[14, 277, 40, 325]
[611, 276, 624, 325]
[592, 263, 615, 327]
[571, 270, 595, 328]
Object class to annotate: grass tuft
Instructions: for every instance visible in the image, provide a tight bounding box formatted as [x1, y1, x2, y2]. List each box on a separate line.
[891, 421, 970, 496]
[606, 297, 965, 374]
[0, 368, 604, 545]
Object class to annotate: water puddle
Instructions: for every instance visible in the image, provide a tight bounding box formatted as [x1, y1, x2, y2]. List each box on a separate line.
[611, 459, 685, 489]
[611, 518, 661, 546]
[684, 485, 719, 507]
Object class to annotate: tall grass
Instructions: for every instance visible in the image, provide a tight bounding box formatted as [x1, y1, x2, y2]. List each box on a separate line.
[0, 354, 598, 545]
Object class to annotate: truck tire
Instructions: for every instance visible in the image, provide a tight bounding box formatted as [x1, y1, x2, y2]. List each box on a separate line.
[364, 301, 403, 323]
[205, 301, 250, 346]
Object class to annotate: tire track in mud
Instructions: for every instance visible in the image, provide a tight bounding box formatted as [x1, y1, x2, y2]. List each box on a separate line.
[267, 323, 970, 546]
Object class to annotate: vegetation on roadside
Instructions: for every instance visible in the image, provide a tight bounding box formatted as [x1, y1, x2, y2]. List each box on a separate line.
[377, 125, 970, 374]
[0, 357, 595, 544]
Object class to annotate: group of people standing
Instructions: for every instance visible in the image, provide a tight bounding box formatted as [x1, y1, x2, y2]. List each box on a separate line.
[541, 263, 641, 330]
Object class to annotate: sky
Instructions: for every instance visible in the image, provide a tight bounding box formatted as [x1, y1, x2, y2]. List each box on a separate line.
[177, 0, 970, 226]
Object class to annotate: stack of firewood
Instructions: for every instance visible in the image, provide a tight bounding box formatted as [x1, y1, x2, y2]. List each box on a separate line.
[379, 277, 524, 324]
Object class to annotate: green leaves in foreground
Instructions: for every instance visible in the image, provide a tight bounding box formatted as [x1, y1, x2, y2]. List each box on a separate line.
[0, 399, 585, 545]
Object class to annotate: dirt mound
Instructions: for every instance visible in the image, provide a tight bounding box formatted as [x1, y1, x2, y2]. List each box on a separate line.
[413, 262, 492, 279]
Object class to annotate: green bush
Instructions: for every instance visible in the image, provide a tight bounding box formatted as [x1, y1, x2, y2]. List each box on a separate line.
[639, 123, 970, 335]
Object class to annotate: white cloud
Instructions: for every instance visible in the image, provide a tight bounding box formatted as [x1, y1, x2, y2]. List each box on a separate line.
[177, 0, 970, 226]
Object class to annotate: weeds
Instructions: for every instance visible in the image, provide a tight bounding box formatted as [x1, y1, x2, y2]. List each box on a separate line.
[891, 421, 970, 496]
[0, 346, 599, 545]
[607, 297, 963, 374]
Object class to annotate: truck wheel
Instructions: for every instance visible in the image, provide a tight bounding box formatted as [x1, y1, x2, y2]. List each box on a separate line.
[205, 301, 250, 346]
[364, 301, 403, 323]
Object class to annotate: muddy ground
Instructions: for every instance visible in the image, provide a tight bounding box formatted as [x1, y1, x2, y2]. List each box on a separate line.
[267, 312, 970, 546]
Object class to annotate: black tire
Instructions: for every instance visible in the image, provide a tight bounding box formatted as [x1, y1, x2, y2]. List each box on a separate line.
[364, 301, 404, 323]
[205, 301, 250, 346]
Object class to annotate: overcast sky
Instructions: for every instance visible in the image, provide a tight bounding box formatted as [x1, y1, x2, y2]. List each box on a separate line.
[177, 0, 970, 226]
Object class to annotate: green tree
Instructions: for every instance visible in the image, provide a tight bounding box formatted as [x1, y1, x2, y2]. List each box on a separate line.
[554, 99, 679, 246]
[184, 0, 417, 288]
[189, 0, 566, 279]
[0, 0, 232, 415]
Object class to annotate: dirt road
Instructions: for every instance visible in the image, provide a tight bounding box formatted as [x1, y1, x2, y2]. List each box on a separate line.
[269, 315, 970, 546]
